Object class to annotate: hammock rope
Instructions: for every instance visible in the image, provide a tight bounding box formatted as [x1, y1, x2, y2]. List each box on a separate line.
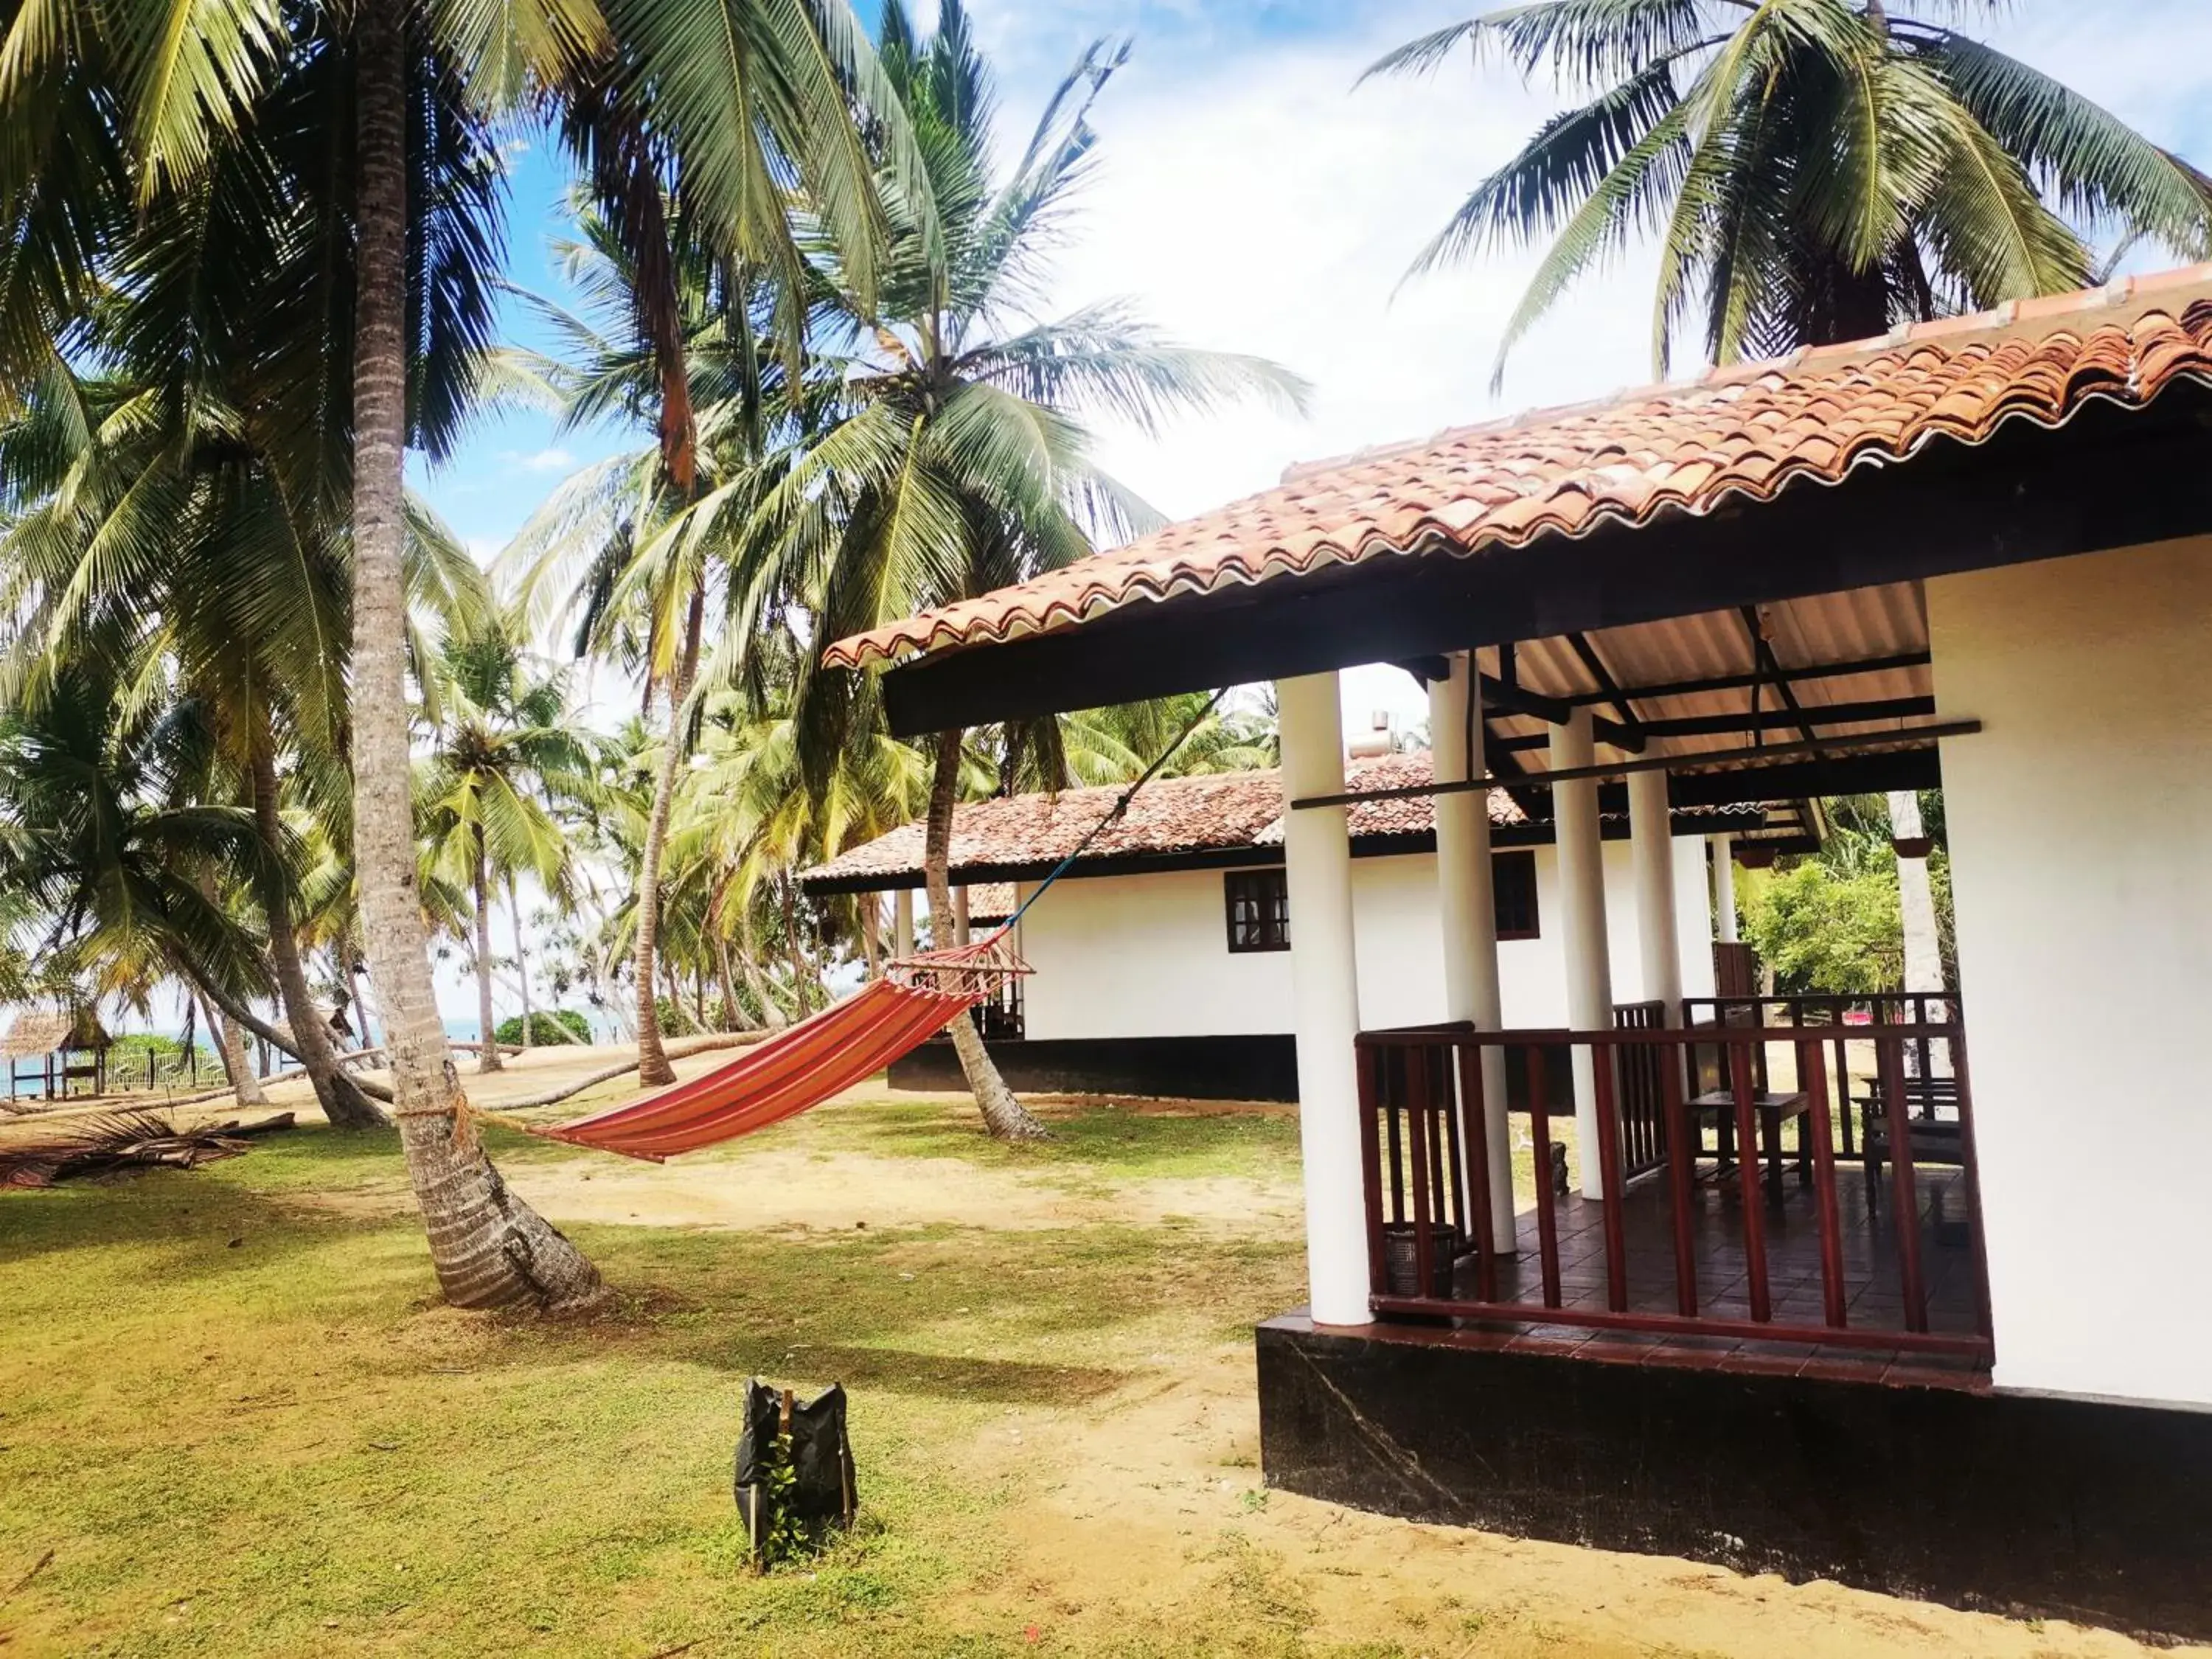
[524, 691, 1229, 1161]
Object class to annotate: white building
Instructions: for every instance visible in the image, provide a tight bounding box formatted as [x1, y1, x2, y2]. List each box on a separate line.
[805, 753, 1785, 1099]
[818, 267, 2212, 1638]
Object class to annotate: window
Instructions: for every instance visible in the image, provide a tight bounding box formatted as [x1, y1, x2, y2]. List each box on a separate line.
[1225, 868, 1290, 953]
[1493, 851, 1540, 939]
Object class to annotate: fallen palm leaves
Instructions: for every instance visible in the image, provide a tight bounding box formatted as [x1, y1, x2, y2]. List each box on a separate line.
[0, 1110, 294, 1189]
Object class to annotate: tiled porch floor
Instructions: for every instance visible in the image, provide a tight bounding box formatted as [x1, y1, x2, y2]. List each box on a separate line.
[1428, 1165, 1989, 1390]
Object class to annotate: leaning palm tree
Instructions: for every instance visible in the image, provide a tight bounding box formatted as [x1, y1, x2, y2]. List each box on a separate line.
[1367, 0, 2212, 381]
[714, 0, 1309, 1138]
[416, 623, 602, 1074]
[0, 663, 281, 1072]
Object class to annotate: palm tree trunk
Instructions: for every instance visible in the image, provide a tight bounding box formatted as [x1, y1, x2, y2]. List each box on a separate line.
[925, 728, 1046, 1141]
[633, 583, 705, 1087]
[738, 908, 786, 1029]
[780, 876, 811, 1017]
[344, 930, 373, 1049]
[860, 895, 882, 979]
[473, 829, 502, 1073]
[712, 930, 754, 1029]
[198, 990, 267, 1108]
[350, 0, 599, 1311]
[509, 876, 532, 1050]
[248, 738, 386, 1128]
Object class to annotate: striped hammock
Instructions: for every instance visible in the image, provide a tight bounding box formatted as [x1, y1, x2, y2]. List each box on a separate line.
[540, 935, 1028, 1161]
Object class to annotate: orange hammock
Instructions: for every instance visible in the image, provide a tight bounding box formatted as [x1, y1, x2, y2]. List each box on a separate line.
[536, 935, 1029, 1162]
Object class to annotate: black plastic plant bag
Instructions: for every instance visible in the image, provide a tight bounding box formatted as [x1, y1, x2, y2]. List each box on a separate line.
[734, 1379, 857, 1565]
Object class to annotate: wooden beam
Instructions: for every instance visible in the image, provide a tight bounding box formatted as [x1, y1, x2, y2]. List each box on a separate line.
[1287, 720, 1981, 810]
[1560, 650, 1933, 706]
[1635, 695, 1935, 738]
[1565, 632, 1649, 750]
[1741, 605, 1822, 750]
[878, 389, 2212, 736]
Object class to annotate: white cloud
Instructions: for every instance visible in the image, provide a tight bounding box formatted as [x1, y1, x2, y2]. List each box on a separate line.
[515, 445, 575, 473]
[987, 4, 1665, 523]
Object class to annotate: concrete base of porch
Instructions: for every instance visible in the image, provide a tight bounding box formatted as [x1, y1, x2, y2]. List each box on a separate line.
[1256, 1312, 2212, 1644]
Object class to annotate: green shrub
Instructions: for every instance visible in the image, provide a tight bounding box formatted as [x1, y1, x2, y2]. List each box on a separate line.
[493, 1009, 592, 1046]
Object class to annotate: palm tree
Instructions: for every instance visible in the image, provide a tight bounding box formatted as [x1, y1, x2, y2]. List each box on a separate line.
[0, 0, 932, 1307]
[715, 0, 1307, 1138]
[1368, 0, 2212, 380]
[498, 204, 824, 1085]
[669, 653, 933, 1019]
[417, 624, 601, 1074]
[0, 663, 280, 1074]
[1001, 691, 1277, 793]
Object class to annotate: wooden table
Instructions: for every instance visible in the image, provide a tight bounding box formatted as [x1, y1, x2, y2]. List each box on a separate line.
[1685, 1088, 1809, 1204]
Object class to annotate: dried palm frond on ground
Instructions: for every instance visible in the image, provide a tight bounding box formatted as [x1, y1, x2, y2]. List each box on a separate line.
[0, 1110, 294, 1189]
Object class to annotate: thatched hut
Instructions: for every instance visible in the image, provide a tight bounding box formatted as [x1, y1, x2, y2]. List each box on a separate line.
[4, 1008, 111, 1101]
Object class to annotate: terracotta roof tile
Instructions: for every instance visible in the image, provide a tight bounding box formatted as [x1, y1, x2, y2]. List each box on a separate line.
[825, 268, 2212, 670]
[799, 755, 1521, 889]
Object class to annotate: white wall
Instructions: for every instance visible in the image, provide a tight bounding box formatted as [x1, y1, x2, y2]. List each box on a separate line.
[1015, 867, 1294, 1040]
[1931, 540, 2212, 1408]
[1018, 835, 1717, 1042]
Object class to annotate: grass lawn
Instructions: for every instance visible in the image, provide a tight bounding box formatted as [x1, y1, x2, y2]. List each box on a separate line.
[0, 1086, 2174, 1658]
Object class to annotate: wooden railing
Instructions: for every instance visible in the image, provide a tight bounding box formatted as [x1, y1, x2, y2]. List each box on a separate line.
[1355, 1010, 1993, 1361]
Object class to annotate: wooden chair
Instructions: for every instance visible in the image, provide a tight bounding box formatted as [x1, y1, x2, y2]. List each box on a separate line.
[1859, 1074, 1965, 1214]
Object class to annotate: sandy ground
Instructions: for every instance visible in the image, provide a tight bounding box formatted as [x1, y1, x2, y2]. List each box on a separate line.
[14, 1048, 2191, 1656]
[976, 1349, 2177, 1658]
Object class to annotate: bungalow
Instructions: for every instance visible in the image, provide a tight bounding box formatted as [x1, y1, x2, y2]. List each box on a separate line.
[802, 754, 1798, 1099]
[822, 265, 2212, 1639]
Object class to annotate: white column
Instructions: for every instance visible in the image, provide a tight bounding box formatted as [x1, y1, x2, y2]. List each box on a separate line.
[894, 889, 915, 959]
[1279, 671, 1370, 1327]
[1429, 656, 1515, 1253]
[1551, 709, 1614, 1200]
[1629, 766, 1683, 1016]
[1711, 834, 1739, 943]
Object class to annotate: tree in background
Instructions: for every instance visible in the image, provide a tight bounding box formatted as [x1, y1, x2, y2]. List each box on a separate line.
[0, 0, 934, 1309]
[1739, 792, 1952, 995]
[717, 0, 1308, 1138]
[417, 622, 602, 1074]
[1369, 0, 2212, 383]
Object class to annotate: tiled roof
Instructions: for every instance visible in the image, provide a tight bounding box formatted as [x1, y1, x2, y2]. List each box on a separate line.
[801, 755, 1522, 889]
[965, 882, 1018, 919]
[827, 266, 2212, 670]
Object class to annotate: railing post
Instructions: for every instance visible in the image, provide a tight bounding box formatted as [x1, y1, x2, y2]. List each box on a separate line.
[1355, 1043, 1388, 1302]
[1729, 1039, 1772, 1322]
[1526, 1044, 1562, 1309]
[1801, 1037, 1848, 1329]
[1593, 1037, 1630, 1312]
[1435, 1042, 1464, 1240]
[1382, 1050, 1405, 1228]
[1877, 1031, 1930, 1332]
[1405, 1045, 1437, 1301]
[1455, 1039, 1499, 1302]
[1662, 1040, 1698, 1317]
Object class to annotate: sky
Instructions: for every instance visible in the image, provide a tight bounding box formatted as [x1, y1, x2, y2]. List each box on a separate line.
[412, 0, 2212, 1020]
